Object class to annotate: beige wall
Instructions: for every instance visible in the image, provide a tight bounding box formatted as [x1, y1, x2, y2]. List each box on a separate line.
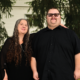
[13, 0, 32, 6]
[2, 0, 33, 37]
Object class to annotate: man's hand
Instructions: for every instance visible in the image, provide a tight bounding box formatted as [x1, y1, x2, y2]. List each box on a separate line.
[74, 69, 80, 80]
[33, 71, 39, 80]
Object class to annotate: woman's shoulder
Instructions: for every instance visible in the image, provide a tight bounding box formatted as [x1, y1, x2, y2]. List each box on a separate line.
[5, 37, 12, 42]
[0, 37, 13, 53]
[4, 37, 13, 45]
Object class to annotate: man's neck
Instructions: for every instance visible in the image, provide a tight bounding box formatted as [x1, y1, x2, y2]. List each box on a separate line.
[48, 24, 60, 30]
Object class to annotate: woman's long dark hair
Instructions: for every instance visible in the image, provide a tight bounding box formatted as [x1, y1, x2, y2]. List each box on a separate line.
[6, 19, 32, 66]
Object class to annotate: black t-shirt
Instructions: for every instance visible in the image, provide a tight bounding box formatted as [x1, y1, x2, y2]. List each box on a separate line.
[32, 25, 80, 80]
[0, 37, 33, 80]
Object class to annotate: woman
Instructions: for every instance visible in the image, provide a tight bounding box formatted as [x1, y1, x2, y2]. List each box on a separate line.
[1, 19, 33, 80]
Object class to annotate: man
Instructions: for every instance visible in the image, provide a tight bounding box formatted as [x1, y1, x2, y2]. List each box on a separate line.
[31, 8, 80, 80]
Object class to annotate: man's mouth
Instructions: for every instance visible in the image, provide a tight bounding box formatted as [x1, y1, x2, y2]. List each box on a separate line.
[51, 18, 56, 20]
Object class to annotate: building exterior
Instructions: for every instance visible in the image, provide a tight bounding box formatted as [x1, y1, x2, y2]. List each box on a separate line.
[2, 0, 33, 36]
[2, 0, 65, 36]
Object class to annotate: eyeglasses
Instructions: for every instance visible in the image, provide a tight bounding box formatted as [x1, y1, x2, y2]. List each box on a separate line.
[47, 13, 60, 17]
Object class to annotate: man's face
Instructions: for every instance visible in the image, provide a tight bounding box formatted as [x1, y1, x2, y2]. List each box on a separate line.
[46, 9, 61, 27]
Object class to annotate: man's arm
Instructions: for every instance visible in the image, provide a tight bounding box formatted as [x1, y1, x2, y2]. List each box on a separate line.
[31, 57, 39, 80]
[74, 53, 80, 80]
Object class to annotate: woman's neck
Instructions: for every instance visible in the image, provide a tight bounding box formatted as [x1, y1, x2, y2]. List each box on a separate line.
[18, 34, 24, 44]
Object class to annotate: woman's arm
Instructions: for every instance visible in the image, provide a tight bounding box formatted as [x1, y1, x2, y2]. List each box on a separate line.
[0, 38, 10, 80]
[31, 57, 39, 80]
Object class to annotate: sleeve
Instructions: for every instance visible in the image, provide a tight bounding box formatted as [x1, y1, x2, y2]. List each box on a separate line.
[0, 38, 10, 80]
[31, 33, 38, 58]
[72, 32, 80, 55]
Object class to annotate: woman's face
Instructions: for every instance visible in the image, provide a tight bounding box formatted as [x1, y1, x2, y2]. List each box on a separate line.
[18, 20, 28, 35]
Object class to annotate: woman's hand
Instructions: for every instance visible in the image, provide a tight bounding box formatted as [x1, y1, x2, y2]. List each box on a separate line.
[3, 69, 8, 80]
[33, 71, 39, 80]
[60, 24, 68, 28]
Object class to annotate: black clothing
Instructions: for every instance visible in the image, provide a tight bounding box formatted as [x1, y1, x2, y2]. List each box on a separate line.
[32, 25, 80, 80]
[0, 38, 33, 80]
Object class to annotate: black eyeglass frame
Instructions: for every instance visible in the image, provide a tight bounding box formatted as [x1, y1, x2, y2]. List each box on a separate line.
[47, 13, 60, 17]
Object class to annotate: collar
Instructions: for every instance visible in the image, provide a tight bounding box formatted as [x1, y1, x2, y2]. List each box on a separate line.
[45, 25, 62, 31]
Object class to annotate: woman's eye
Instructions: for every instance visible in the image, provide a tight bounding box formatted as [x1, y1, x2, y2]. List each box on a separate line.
[20, 23, 23, 25]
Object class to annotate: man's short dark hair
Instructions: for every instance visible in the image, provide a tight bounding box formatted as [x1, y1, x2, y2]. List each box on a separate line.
[46, 7, 60, 15]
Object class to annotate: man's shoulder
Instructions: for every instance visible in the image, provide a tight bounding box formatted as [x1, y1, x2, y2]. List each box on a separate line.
[61, 26, 79, 38]
[31, 28, 47, 40]
[61, 26, 74, 34]
[37, 27, 47, 34]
